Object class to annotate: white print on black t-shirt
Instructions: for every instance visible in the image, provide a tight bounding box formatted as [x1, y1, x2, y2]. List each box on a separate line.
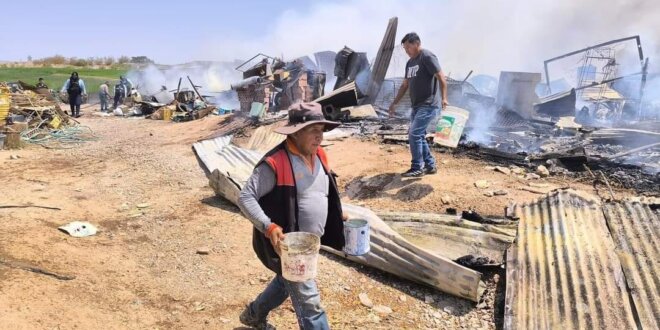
[407, 65, 420, 79]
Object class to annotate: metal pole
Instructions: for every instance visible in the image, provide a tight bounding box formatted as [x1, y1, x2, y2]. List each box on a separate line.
[187, 76, 207, 103]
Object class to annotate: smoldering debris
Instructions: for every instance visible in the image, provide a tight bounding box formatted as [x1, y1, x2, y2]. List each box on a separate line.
[119, 18, 659, 194]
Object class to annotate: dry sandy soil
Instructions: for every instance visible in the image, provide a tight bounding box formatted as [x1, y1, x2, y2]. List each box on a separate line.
[0, 107, 628, 329]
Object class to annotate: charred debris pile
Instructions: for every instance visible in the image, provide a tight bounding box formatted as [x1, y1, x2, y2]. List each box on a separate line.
[0, 81, 93, 149]
[224, 33, 658, 194]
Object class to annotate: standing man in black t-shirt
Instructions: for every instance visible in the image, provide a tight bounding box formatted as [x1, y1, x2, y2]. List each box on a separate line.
[389, 32, 448, 177]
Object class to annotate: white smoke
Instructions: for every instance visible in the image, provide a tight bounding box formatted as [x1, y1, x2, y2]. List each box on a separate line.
[198, 0, 659, 80]
[126, 62, 242, 107]
[132, 0, 660, 118]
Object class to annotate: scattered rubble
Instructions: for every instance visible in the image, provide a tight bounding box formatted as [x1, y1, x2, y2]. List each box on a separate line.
[474, 180, 491, 189]
[0, 81, 97, 149]
[536, 165, 550, 177]
[525, 173, 541, 180]
[494, 166, 511, 175]
[440, 195, 455, 205]
[3, 17, 658, 330]
[58, 221, 98, 237]
[359, 293, 373, 308]
[373, 305, 393, 315]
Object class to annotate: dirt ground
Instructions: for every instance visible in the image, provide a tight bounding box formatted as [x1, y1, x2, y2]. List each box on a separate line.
[0, 107, 627, 329]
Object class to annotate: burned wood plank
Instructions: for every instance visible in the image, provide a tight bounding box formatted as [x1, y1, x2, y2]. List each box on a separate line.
[0, 205, 61, 210]
[376, 130, 408, 136]
[605, 142, 660, 160]
[0, 258, 75, 281]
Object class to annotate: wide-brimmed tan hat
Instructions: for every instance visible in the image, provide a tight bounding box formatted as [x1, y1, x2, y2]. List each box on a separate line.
[274, 102, 340, 135]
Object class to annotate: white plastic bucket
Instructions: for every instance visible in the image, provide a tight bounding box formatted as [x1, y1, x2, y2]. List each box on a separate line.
[433, 106, 470, 148]
[343, 219, 370, 256]
[281, 232, 321, 282]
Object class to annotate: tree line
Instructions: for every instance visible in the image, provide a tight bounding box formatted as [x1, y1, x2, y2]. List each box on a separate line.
[28, 55, 153, 67]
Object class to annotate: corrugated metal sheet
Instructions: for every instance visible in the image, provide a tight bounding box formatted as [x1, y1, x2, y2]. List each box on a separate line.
[376, 211, 515, 265]
[216, 145, 261, 181]
[193, 135, 261, 205]
[603, 201, 660, 330]
[374, 78, 412, 116]
[244, 126, 285, 151]
[193, 136, 232, 175]
[193, 136, 487, 302]
[324, 204, 486, 302]
[505, 189, 638, 330]
[362, 17, 397, 105]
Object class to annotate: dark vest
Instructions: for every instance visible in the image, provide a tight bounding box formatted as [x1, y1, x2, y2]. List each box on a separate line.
[252, 141, 345, 274]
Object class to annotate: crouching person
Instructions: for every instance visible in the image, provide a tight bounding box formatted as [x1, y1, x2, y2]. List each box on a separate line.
[238, 102, 346, 330]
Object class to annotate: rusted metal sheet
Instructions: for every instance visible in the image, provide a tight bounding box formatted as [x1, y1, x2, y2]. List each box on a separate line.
[505, 189, 638, 330]
[603, 201, 660, 330]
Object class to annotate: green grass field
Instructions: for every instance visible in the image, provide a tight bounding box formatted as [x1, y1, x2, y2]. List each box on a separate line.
[0, 67, 128, 95]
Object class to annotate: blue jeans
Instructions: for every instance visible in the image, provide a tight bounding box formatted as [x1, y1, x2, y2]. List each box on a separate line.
[99, 94, 109, 111]
[409, 106, 438, 171]
[249, 275, 329, 330]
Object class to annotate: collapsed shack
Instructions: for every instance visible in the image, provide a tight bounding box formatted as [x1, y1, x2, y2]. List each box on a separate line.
[1, 82, 94, 149]
[231, 54, 327, 117]
[455, 116, 660, 194]
[185, 30, 660, 324]
[227, 17, 399, 124]
[111, 76, 219, 122]
[542, 35, 650, 122]
[377, 36, 659, 195]
[375, 74, 496, 119]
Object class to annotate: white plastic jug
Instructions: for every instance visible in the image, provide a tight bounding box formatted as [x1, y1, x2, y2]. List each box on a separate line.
[434, 106, 470, 148]
[281, 232, 321, 282]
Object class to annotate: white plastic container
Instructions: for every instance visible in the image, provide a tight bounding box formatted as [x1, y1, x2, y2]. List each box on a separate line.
[343, 219, 370, 256]
[281, 232, 321, 282]
[434, 106, 470, 148]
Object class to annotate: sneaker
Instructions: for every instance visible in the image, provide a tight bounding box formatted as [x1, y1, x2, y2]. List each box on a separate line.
[239, 305, 276, 330]
[424, 166, 438, 175]
[402, 168, 424, 177]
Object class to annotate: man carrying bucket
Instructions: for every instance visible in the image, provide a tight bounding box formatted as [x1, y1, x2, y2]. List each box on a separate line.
[238, 102, 346, 330]
[388, 32, 448, 177]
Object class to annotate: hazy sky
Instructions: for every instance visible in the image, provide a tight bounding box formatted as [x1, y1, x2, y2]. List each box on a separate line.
[1, 0, 658, 77]
[0, 0, 311, 63]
